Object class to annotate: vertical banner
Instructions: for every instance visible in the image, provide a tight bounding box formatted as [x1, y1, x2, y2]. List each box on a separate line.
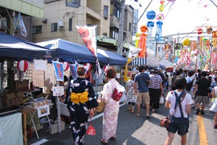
[70, 61, 79, 79]
[53, 61, 64, 81]
[76, 25, 97, 57]
[16, 13, 27, 37]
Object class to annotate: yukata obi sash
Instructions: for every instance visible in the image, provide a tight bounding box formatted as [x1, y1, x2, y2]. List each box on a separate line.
[70, 91, 89, 104]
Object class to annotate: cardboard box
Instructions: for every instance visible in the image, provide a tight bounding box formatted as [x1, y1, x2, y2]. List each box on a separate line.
[1, 93, 16, 107]
[15, 92, 24, 105]
[15, 80, 29, 91]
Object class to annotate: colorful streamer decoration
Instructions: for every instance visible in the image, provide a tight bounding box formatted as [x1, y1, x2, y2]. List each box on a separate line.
[138, 25, 148, 58]
[155, 21, 163, 41]
[147, 21, 154, 38]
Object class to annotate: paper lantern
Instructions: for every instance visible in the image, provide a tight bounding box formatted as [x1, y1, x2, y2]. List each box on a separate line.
[206, 26, 212, 34]
[183, 38, 190, 46]
[146, 10, 156, 20]
[197, 28, 203, 35]
[17, 60, 29, 72]
[63, 62, 69, 71]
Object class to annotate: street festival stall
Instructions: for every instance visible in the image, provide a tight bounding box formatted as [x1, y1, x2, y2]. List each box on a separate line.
[0, 32, 56, 145]
[37, 33, 127, 131]
[0, 31, 127, 143]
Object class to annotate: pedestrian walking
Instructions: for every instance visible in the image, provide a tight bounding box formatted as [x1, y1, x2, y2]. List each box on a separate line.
[101, 68, 125, 144]
[164, 77, 193, 145]
[194, 71, 210, 115]
[66, 65, 98, 145]
[126, 73, 137, 114]
[134, 65, 151, 118]
[149, 69, 163, 113]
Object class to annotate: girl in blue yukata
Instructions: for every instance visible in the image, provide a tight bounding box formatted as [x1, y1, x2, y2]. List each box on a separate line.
[66, 65, 98, 145]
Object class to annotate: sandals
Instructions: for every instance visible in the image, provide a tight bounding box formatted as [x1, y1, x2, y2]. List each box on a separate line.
[100, 139, 108, 145]
[110, 135, 117, 140]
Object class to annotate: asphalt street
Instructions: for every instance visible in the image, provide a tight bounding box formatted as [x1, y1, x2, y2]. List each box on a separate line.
[30, 103, 217, 145]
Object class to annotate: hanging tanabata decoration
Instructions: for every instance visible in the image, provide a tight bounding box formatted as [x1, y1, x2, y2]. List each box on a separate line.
[206, 26, 213, 34]
[138, 25, 148, 57]
[147, 22, 154, 38]
[197, 28, 203, 35]
[183, 38, 190, 46]
[146, 10, 156, 20]
[155, 21, 163, 41]
[17, 60, 29, 72]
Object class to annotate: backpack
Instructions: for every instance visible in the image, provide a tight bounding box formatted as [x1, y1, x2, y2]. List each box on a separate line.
[186, 80, 194, 91]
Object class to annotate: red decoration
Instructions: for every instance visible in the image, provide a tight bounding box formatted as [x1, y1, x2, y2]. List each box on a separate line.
[197, 28, 203, 35]
[63, 62, 69, 71]
[17, 60, 29, 72]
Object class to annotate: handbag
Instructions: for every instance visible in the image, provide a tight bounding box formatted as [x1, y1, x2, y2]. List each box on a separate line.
[86, 120, 96, 136]
[160, 91, 186, 128]
[112, 88, 123, 101]
[159, 96, 164, 104]
[95, 98, 105, 112]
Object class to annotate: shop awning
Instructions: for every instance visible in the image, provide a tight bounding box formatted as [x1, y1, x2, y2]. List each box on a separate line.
[0, 32, 55, 59]
[97, 49, 127, 65]
[37, 39, 127, 65]
[0, 0, 44, 19]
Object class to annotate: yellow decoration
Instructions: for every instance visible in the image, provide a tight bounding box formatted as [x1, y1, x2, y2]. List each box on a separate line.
[136, 32, 140, 38]
[70, 91, 89, 104]
[124, 58, 132, 82]
[183, 38, 190, 46]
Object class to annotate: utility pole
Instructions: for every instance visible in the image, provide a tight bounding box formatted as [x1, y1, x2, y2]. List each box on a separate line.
[117, 0, 125, 55]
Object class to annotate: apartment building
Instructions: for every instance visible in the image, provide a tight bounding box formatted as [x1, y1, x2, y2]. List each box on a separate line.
[26, 0, 110, 45]
[0, 0, 44, 41]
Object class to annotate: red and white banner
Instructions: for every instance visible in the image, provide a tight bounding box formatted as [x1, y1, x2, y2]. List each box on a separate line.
[76, 25, 97, 57]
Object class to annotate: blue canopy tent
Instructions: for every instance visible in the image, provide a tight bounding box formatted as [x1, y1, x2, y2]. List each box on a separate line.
[97, 49, 127, 65]
[37, 39, 127, 65]
[0, 32, 55, 60]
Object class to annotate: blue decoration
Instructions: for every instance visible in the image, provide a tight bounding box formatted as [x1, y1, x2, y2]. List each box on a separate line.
[155, 21, 163, 41]
[147, 21, 154, 27]
[147, 21, 154, 38]
[146, 10, 156, 20]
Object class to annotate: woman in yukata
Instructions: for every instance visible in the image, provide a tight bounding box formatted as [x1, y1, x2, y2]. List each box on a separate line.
[67, 65, 98, 145]
[101, 68, 125, 144]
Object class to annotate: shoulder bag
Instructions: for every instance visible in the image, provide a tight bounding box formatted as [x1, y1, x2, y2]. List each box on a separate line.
[160, 91, 186, 128]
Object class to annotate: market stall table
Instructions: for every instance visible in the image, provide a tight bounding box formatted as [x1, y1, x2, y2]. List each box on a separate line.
[21, 103, 52, 145]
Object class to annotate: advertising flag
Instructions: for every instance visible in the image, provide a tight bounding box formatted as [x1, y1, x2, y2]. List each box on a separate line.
[53, 61, 64, 81]
[76, 25, 97, 57]
[16, 13, 27, 37]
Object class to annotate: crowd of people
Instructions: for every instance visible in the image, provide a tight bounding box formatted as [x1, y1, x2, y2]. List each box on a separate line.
[55, 64, 217, 145]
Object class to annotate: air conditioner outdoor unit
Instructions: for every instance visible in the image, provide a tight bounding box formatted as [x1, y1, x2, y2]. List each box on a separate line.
[58, 19, 64, 27]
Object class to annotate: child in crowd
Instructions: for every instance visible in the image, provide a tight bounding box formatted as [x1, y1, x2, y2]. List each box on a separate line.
[126, 73, 137, 113]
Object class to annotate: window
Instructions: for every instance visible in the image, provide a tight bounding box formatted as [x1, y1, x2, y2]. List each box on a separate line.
[32, 25, 42, 34]
[68, 18, 73, 31]
[103, 6, 109, 20]
[66, 0, 80, 8]
[129, 23, 131, 32]
[51, 23, 58, 32]
[113, 7, 120, 18]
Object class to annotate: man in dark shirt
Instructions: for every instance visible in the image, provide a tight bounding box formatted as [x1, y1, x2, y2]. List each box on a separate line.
[134, 66, 151, 118]
[194, 71, 210, 115]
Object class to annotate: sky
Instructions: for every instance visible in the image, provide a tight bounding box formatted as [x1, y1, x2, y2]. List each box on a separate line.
[126, 0, 217, 38]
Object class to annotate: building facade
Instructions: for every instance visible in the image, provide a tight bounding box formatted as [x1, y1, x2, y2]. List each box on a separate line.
[28, 0, 110, 45]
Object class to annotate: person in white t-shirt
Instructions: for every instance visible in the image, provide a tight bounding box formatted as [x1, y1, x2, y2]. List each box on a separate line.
[164, 77, 193, 145]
